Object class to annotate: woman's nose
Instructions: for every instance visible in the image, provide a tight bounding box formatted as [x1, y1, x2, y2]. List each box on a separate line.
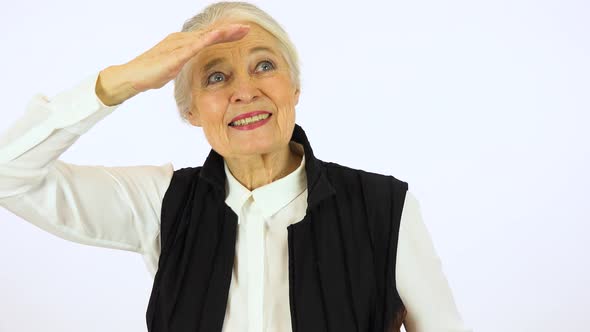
[230, 76, 261, 104]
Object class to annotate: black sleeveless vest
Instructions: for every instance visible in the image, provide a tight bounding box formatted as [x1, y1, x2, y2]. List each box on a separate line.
[146, 123, 409, 332]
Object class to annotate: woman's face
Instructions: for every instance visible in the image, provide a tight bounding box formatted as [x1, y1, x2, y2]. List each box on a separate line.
[188, 21, 300, 159]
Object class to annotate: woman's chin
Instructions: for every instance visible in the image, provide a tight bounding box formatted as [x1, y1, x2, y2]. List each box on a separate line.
[230, 138, 285, 157]
[236, 144, 279, 157]
[223, 120, 292, 156]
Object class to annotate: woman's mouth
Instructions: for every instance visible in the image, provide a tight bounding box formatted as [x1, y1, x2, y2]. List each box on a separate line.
[229, 113, 272, 130]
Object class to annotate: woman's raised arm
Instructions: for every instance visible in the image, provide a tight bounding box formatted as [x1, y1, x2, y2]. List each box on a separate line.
[0, 23, 252, 275]
[0, 71, 174, 274]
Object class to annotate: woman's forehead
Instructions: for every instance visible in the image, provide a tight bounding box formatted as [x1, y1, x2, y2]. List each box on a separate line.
[199, 23, 278, 56]
[192, 22, 282, 72]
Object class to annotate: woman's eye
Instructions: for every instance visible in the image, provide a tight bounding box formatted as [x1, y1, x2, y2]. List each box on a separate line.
[207, 72, 226, 85]
[255, 60, 275, 72]
[206, 61, 273, 85]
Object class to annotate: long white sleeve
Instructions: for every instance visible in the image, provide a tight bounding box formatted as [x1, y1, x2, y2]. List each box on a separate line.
[396, 191, 472, 332]
[0, 72, 174, 275]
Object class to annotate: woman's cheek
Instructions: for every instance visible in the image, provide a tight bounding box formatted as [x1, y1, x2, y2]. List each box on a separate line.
[199, 97, 227, 122]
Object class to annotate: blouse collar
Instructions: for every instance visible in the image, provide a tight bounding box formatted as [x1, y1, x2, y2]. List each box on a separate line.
[223, 148, 307, 220]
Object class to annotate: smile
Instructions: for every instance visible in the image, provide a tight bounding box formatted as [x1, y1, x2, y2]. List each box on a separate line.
[229, 113, 272, 130]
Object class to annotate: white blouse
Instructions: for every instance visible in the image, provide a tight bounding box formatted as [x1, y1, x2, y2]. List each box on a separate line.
[0, 71, 472, 332]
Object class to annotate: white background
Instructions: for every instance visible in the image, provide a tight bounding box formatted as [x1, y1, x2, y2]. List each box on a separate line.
[0, 0, 588, 331]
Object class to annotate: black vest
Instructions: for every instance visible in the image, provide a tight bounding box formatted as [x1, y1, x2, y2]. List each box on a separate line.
[146, 123, 409, 332]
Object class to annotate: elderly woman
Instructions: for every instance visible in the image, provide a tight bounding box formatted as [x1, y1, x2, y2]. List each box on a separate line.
[0, 2, 470, 332]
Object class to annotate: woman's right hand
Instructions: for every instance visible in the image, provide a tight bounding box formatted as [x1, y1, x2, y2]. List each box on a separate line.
[96, 23, 251, 106]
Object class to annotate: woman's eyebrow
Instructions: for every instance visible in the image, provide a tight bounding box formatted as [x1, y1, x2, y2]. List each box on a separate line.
[201, 46, 277, 72]
[248, 46, 276, 56]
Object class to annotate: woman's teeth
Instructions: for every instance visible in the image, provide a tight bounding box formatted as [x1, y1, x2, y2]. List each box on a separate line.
[230, 113, 270, 126]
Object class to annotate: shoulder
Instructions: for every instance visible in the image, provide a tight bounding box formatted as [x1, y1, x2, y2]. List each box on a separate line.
[169, 165, 203, 183]
[172, 165, 203, 176]
[160, 166, 203, 205]
[320, 159, 408, 192]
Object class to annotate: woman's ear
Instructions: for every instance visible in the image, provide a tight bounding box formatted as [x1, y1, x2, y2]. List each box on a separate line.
[187, 107, 202, 127]
[294, 88, 300, 106]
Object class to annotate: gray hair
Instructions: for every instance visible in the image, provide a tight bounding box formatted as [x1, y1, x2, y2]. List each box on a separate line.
[173, 1, 301, 125]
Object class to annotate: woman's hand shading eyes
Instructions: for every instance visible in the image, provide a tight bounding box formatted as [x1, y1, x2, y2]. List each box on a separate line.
[96, 24, 251, 106]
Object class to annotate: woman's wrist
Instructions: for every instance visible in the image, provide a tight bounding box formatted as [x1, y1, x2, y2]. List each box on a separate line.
[95, 65, 139, 106]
